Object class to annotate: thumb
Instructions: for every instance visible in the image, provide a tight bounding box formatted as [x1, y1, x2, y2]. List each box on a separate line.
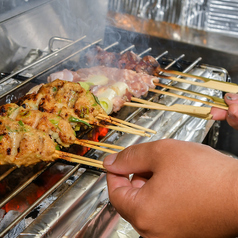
[106, 172, 141, 223]
[103, 141, 160, 175]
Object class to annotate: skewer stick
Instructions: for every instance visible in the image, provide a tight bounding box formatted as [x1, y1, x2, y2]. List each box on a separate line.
[97, 115, 135, 129]
[155, 82, 226, 106]
[148, 89, 228, 110]
[75, 140, 118, 154]
[158, 74, 238, 93]
[97, 114, 157, 134]
[78, 139, 125, 150]
[54, 150, 105, 170]
[125, 100, 213, 120]
[82, 118, 150, 136]
[99, 124, 151, 137]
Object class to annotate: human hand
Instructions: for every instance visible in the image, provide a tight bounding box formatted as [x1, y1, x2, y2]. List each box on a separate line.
[104, 139, 238, 238]
[211, 93, 238, 130]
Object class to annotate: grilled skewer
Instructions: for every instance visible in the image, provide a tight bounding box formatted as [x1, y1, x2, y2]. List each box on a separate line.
[84, 46, 238, 93]
[0, 103, 124, 153]
[0, 116, 104, 169]
[17, 79, 153, 136]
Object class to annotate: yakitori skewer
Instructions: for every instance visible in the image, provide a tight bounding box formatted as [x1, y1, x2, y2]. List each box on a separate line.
[126, 98, 213, 120]
[84, 45, 238, 94]
[0, 103, 126, 155]
[155, 82, 226, 106]
[19, 79, 153, 137]
[148, 89, 228, 110]
[158, 74, 238, 93]
[0, 116, 107, 169]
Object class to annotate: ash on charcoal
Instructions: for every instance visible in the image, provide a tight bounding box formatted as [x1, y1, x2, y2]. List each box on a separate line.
[0, 210, 25, 238]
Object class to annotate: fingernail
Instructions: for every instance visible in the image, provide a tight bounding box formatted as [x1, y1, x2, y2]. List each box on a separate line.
[226, 93, 238, 100]
[103, 153, 117, 166]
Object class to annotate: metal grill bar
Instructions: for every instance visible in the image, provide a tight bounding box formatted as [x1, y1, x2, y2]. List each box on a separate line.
[0, 36, 86, 86]
[0, 38, 102, 100]
[0, 166, 17, 181]
[0, 163, 81, 237]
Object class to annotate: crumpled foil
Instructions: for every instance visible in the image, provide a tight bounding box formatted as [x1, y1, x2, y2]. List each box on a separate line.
[108, 0, 238, 36]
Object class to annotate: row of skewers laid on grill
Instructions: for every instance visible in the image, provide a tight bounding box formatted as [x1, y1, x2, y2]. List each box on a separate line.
[0, 78, 160, 168]
[1, 46, 237, 169]
[47, 45, 235, 120]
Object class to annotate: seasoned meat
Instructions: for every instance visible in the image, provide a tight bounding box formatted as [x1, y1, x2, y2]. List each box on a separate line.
[1, 104, 76, 147]
[0, 117, 55, 166]
[18, 79, 105, 124]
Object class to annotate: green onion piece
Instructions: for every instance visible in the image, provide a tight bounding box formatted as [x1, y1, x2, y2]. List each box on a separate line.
[74, 125, 80, 131]
[18, 120, 24, 126]
[0, 135, 3, 141]
[53, 87, 57, 92]
[92, 94, 101, 105]
[49, 119, 59, 126]
[69, 116, 91, 127]
[55, 144, 61, 151]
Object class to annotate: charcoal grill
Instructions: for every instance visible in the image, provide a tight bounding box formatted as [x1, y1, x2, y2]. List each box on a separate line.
[0, 0, 237, 237]
[0, 33, 228, 237]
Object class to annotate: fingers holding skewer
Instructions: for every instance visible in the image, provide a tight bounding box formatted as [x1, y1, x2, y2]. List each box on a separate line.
[211, 93, 238, 130]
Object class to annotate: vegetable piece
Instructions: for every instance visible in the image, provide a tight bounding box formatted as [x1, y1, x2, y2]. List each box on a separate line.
[78, 82, 91, 91]
[97, 88, 116, 114]
[68, 116, 91, 127]
[110, 82, 129, 96]
[86, 75, 109, 85]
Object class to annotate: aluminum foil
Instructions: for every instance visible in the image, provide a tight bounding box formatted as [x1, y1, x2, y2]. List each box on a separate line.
[108, 0, 238, 36]
[86, 64, 226, 238]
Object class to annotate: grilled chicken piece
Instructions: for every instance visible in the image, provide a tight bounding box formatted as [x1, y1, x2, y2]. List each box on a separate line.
[84, 46, 161, 76]
[84, 45, 120, 67]
[0, 103, 76, 147]
[0, 117, 55, 166]
[76, 66, 158, 98]
[17, 79, 106, 124]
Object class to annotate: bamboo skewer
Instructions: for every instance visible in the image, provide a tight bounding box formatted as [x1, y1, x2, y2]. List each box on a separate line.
[97, 115, 136, 130]
[125, 99, 213, 120]
[155, 82, 226, 106]
[75, 140, 118, 154]
[82, 118, 151, 137]
[99, 123, 151, 137]
[54, 150, 105, 170]
[78, 139, 125, 150]
[148, 89, 228, 110]
[97, 114, 156, 134]
[158, 74, 238, 93]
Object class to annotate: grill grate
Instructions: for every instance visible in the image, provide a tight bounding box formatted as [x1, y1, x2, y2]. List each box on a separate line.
[0, 35, 228, 237]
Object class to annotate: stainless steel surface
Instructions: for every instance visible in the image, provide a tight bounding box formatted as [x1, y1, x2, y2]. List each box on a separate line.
[20, 170, 105, 238]
[0, 0, 108, 72]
